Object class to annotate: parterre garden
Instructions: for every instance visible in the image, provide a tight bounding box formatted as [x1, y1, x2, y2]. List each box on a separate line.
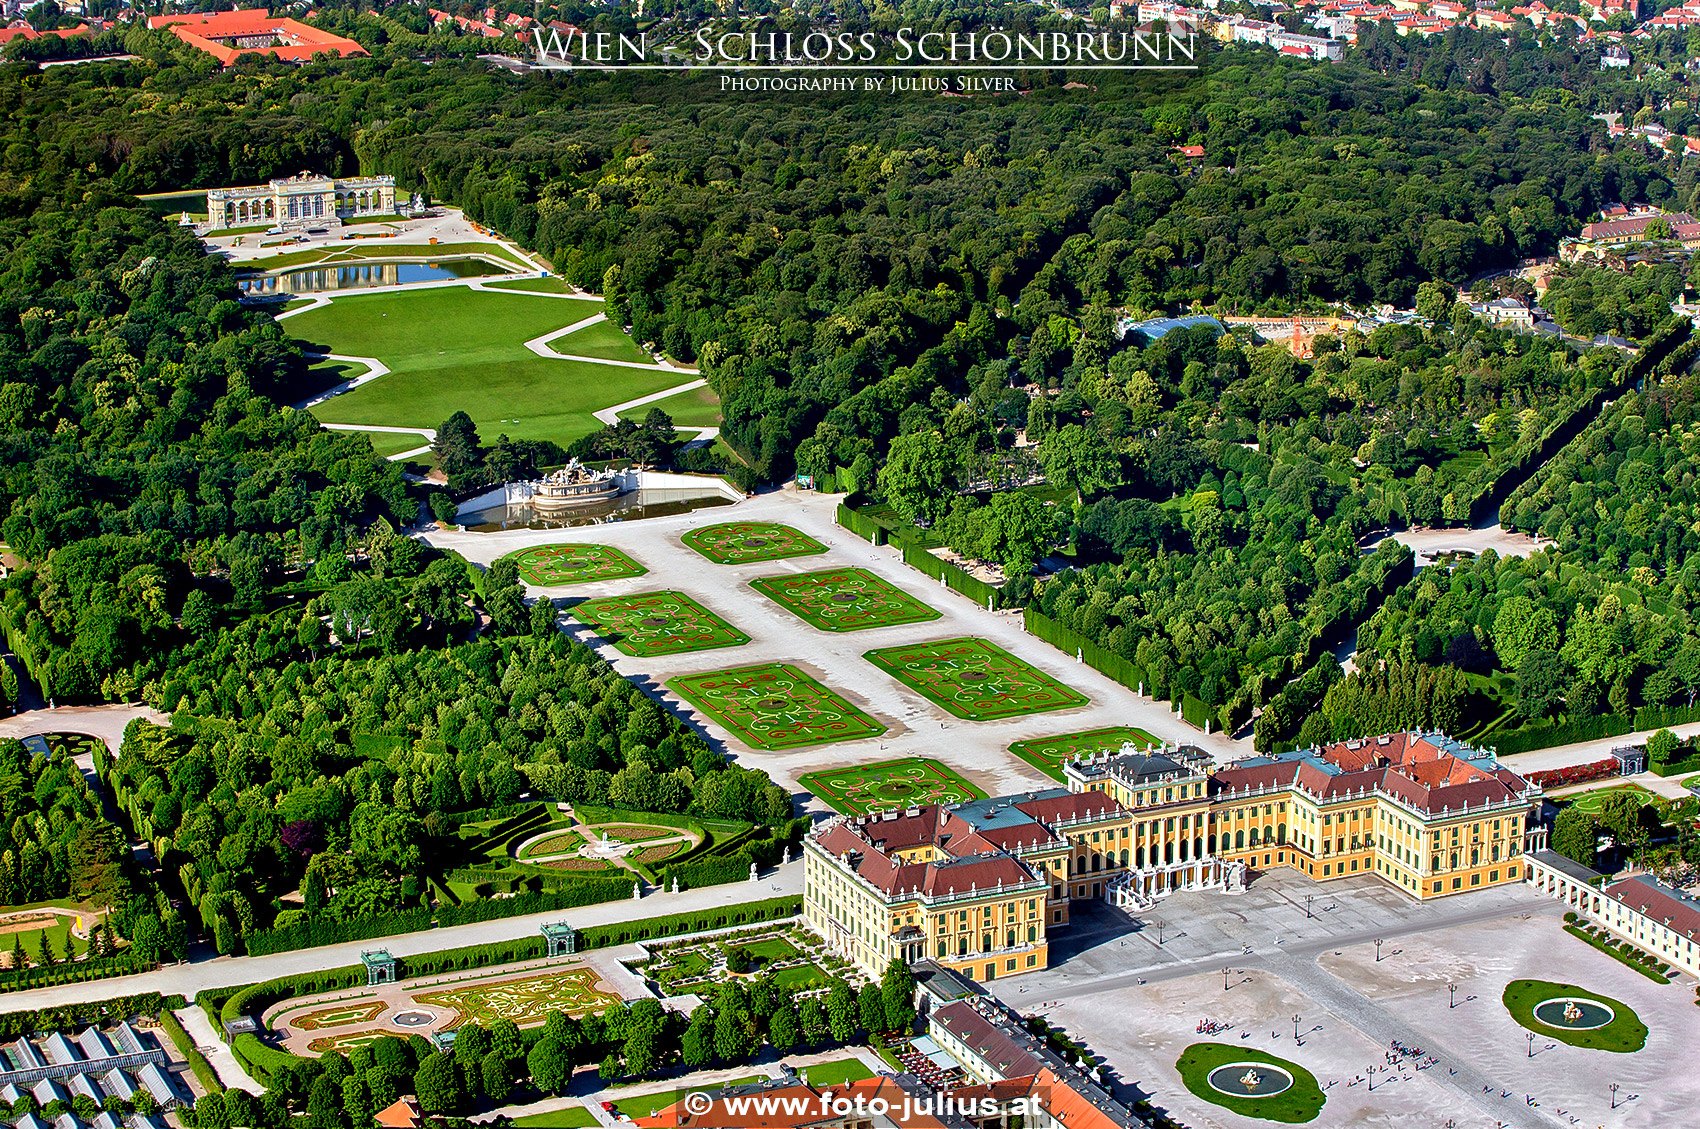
[800, 757, 986, 815]
[682, 521, 826, 564]
[751, 567, 941, 631]
[414, 965, 620, 1028]
[629, 922, 852, 999]
[1562, 784, 1661, 817]
[568, 590, 748, 656]
[667, 663, 885, 750]
[863, 636, 1089, 720]
[510, 543, 646, 586]
[1009, 726, 1161, 780]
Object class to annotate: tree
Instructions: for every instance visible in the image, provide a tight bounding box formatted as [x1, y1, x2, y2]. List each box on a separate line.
[433, 411, 484, 478]
[681, 1005, 713, 1067]
[767, 1003, 799, 1052]
[713, 1001, 756, 1062]
[1646, 728, 1680, 767]
[479, 1050, 512, 1105]
[880, 959, 916, 1033]
[412, 1052, 461, 1115]
[1551, 807, 1597, 867]
[526, 1037, 571, 1094]
[877, 431, 955, 527]
[180, 589, 216, 637]
[1043, 424, 1119, 496]
[856, 982, 886, 1036]
[826, 981, 857, 1044]
[1516, 649, 1565, 719]
[623, 1025, 659, 1077]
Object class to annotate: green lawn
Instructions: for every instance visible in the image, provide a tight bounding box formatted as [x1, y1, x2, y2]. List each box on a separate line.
[251, 241, 532, 271]
[289, 288, 683, 447]
[611, 1078, 763, 1119]
[484, 276, 579, 294]
[770, 962, 829, 989]
[800, 1058, 874, 1087]
[1564, 784, 1661, 815]
[1174, 1043, 1325, 1123]
[1009, 726, 1159, 780]
[345, 430, 430, 459]
[511, 1106, 598, 1127]
[548, 318, 654, 364]
[1502, 979, 1647, 1051]
[620, 383, 721, 428]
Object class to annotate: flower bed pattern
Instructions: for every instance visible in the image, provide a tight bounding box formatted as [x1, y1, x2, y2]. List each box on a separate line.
[568, 590, 749, 656]
[682, 521, 827, 564]
[863, 637, 1089, 720]
[667, 663, 885, 749]
[511, 543, 646, 586]
[750, 567, 941, 632]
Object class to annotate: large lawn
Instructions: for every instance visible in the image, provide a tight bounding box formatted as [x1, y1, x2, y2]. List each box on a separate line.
[289, 288, 682, 446]
[546, 317, 654, 364]
[620, 383, 722, 428]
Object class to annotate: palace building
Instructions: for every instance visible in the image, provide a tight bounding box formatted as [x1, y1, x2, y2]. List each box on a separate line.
[206, 171, 397, 230]
[805, 731, 1544, 982]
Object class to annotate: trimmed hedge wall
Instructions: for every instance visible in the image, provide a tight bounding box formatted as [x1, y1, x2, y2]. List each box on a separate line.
[576, 896, 802, 949]
[0, 992, 184, 1039]
[244, 909, 434, 956]
[0, 952, 156, 994]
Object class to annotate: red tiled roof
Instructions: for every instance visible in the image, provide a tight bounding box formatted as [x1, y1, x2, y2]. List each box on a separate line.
[149, 10, 367, 66]
[1603, 875, 1700, 938]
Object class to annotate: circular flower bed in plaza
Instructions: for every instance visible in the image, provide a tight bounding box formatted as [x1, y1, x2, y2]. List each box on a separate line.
[1175, 1043, 1324, 1123]
[1502, 979, 1647, 1052]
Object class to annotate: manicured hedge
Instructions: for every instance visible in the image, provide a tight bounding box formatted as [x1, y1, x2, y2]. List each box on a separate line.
[0, 952, 156, 994]
[835, 504, 885, 545]
[0, 992, 184, 1039]
[244, 908, 434, 956]
[157, 1007, 222, 1094]
[576, 896, 802, 949]
[436, 881, 630, 925]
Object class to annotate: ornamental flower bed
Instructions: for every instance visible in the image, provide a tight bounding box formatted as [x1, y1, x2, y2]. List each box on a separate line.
[1526, 758, 1619, 789]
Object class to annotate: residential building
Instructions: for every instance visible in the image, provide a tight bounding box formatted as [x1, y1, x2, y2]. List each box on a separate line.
[1579, 211, 1697, 242]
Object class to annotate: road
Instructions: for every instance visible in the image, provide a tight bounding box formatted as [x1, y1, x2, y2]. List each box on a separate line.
[0, 864, 800, 1014]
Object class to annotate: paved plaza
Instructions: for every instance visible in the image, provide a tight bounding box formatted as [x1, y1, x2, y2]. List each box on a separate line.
[980, 870, 1693, 1129]
[422, 489, 1244, 804]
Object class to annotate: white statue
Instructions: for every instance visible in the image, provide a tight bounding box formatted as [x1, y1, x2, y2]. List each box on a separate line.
[749, 861, 759, 883]
[671, 877, 680, 894]
[781, 846, 791, 865]
[1239, 1068, 1263, 1091]
[632, 880, 641, 900]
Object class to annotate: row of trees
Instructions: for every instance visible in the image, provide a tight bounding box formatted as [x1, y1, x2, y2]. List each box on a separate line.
[189, 961, 916, 1127]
